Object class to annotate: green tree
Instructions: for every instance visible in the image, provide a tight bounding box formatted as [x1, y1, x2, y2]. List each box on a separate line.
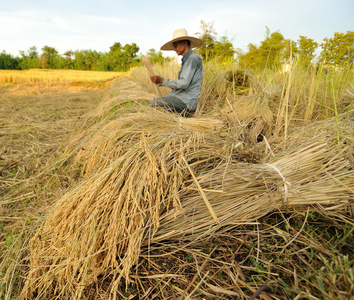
[107, 42, 140, 71]
[146, 48, 165, 64]
[282, 39, 298, 61]
[28, 46, 39, 59]
[73, 50, 86, 70]
[122, 43, 140, 67]
[260, 30, 287, 67]
[71, 50, 101, 70]
[96, 52, 110, 71]
[238, 27, 292, 69]
[0, 51, 20, 69]
[18, 46, 40, 69]
[320, 31, 354, 65]
[41, 46, 59, 69]
[3, 42, 141, 71]
[297, 36, 318, 66]
[64, 50, 74, 58]
[84, 50, 101, 70]
[42, 46, 58, 56]
[214, 36, 235, 62]
[238, 43, 262, 69]
[40, 53, 49, 69]
[195, 20, 235, 62]
[195, 20, 217, 61]
[62, 50, 74, 69]
[108, 42, 124, 71]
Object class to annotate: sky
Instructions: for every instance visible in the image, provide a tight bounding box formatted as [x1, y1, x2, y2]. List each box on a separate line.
[1, 0, 353, 58]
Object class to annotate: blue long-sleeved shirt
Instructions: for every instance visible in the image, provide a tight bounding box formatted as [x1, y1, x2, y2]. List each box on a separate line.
[161, 49, 203, 111]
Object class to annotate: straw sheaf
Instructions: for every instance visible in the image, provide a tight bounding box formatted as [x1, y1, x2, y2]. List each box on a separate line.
[154, 143, 354, 243]
[22, 128, 231, 299]
[74, 110, 225, 177]
[22, 133, 354, 299]
[221, 93, 274, 145]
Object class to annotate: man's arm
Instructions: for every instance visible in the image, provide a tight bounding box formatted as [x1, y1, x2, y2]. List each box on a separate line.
[163, 58, 197, 90]
[151, 55, 201, 90]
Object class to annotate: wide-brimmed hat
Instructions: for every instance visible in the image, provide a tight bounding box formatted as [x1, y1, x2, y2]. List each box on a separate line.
[160, 29, 203, 51]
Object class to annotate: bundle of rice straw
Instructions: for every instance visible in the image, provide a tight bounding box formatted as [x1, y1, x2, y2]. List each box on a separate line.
[220, 93, 274, 144]
[153, 142, 354, 243]
[22, 131, 229, 299]
[23, 136, 353, 299]
[73, 110, 225, 177]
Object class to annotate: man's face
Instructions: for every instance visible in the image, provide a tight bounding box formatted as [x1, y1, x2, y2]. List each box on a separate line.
[173, 41, 188, 56]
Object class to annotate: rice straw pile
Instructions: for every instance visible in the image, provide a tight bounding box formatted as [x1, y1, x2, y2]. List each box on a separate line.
[73, 110, 225, 177]
[22, 108, 354, 299]
[22, 125, 228, 299]
[153, 142, 353, 243]
[214, 92, 275, 149]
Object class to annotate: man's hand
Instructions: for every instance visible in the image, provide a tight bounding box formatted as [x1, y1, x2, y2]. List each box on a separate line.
[150, 75, 163, 85]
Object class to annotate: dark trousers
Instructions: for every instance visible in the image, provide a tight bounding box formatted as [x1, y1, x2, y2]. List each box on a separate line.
[150, 95, 194, 117]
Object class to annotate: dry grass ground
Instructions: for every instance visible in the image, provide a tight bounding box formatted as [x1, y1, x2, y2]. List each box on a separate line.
[1, 65, 353, 300]
[0, 82, 103, 216]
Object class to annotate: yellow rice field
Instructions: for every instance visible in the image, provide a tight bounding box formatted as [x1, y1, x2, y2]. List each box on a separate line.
[0, 69, 124, 84]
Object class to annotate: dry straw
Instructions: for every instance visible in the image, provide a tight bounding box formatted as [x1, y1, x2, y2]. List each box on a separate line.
[153, 142, 353, 243]
[22, 111, 228, 299]
[73, 110, 224, 177]
[22, 106, 354, 298]
[142, 56, 163, 98]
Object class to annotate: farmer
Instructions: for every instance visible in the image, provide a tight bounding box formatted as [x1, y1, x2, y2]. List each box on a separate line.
[150, 29, 203, 117]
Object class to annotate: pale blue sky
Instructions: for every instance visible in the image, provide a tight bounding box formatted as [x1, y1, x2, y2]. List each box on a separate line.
[1, 0, 353, 58]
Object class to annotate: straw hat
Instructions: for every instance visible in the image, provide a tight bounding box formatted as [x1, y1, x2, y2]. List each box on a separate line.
[161, 29, 203, 51]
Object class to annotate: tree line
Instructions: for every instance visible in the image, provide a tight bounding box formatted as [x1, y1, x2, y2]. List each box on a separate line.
[237, 28, 353, 69]
[0, 42, 142, 71]
[196, 21, 353, 69]
[0, 21, 353, 71]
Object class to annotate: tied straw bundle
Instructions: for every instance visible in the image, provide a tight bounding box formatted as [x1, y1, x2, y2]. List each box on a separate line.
[153, 142, 354, 243]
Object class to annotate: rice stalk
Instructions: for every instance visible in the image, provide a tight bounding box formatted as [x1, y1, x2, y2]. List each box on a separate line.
[129, 60, 178, 96]
[275, 43, 293, 141]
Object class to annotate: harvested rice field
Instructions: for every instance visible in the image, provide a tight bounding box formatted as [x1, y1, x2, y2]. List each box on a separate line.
[0, 64, 353, 299]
